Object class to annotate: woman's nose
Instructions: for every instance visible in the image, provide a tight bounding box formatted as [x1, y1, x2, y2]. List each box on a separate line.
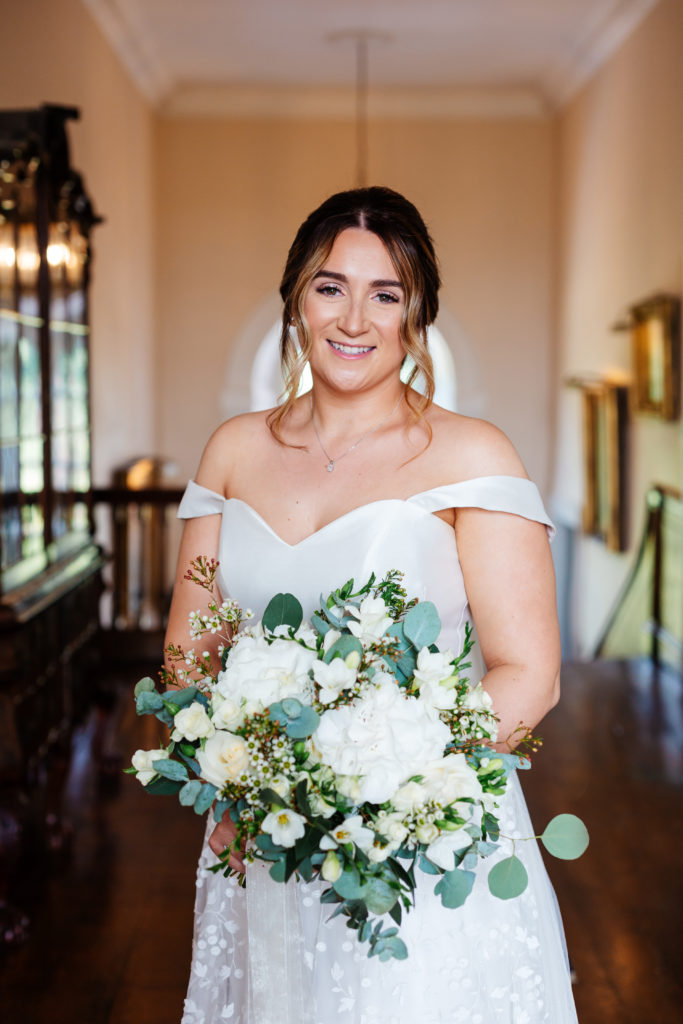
[338, 298, 368, 336]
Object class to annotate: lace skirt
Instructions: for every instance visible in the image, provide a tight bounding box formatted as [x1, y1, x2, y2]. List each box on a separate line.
[181, 775, 578, 1024]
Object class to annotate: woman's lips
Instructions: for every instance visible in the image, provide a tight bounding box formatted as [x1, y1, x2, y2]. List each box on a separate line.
[327, 339, 375, 359]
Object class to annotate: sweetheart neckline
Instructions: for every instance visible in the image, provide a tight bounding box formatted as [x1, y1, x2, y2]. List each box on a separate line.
[225, 494, 456, 549]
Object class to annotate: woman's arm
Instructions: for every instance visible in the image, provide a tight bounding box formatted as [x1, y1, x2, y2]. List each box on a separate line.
[456, 506, 560, 751]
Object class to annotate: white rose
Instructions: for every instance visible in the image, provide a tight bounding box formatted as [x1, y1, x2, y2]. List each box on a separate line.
[425, 828, 473, 870]
[217, 634, 317, 710]
[314, 677, 450, 804]
[262, 808, 307, 848]
[131, 747, 169, 786]
[421, 753, 483, 806]
[391, 780, 428, 813]
[211, 693, 244, 731]
[345, 596, 393, 644]
[312, 657, 357, 705]
[171, 702, 215, 742]
[196, 732, 250, 790]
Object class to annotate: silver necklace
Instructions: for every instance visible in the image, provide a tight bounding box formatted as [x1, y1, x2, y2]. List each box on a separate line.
[309, 392, 403, 472]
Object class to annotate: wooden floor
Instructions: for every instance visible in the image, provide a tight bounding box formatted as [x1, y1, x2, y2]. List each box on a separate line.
[1, 657, 681, 1023]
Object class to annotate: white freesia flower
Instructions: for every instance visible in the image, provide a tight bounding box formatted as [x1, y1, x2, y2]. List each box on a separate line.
[217, 634, 317, 710]
[334, 775, 363, 803]
[308, 791, 336, 818]
[322, 628, 341, 653]
[391, 780, 428, 813]
[415, 821, 439, 844]
[131, 747, 169, 786]
[320, 814, 374, 852]
[413, 648, 457, 688]
[314, 676, 451, 804]
[425, 828, 473, 870]
[196, 732, 250, 790]
[312, 657, 357, 705]
[367, 842, 398, 863]
[171, 702, 215, 742]
[345, 596, 393, 644]
[269, 774, 291, 799]
[262, 808, 307, 847]
[421, 753, 483, 806]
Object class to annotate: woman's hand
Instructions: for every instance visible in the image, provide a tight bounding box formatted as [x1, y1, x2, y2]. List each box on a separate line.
[209, 809, 245, 873]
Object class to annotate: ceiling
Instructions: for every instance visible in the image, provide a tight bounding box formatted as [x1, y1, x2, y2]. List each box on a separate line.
[82, 0, 658, 116]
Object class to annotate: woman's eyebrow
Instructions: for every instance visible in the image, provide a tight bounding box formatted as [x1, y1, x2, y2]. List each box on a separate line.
[313, 270, 403, 289]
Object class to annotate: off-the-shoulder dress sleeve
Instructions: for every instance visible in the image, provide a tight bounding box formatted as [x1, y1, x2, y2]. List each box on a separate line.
[177, 479, 226, 518]
[409, 476, 555, 539]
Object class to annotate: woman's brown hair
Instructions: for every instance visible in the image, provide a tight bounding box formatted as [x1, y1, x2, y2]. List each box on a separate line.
[269, 186, 441, 444]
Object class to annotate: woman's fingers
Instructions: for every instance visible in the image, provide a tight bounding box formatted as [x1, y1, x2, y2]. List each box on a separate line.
[208, 817, 245, 873]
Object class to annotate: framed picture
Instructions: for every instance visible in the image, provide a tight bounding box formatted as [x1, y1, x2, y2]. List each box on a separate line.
[630, 294, 680, 420]
[567, 377, 629, 551]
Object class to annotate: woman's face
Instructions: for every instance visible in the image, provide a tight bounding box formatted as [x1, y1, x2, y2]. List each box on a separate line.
[303, 228, 406, 394]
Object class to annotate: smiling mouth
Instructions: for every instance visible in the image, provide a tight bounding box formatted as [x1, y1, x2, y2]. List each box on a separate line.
[327, 340, 375, 356]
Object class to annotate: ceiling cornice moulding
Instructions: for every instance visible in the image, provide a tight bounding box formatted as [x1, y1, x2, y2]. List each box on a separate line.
[546, 0, 659, 106]
[160, 84, 550, 120]
[81, 0, 171, 104]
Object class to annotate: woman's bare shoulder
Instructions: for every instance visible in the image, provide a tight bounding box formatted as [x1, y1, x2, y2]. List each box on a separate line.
[426, 406, 529, 482]
[194, 410, 275, 495]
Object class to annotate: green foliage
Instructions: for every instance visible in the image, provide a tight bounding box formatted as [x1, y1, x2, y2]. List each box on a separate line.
[363, 877, 398, 915]
[403, 602, 441, 648]
[214, 798, 231, 823]
[541, 814, 589, 860]
[333, 863, 366, 900]
[434, 868, 475, 908]
[153, 759, 189, 782]
[134, 676, 156, 697]
[487, 855, 529, 900]
[179, 780, 202, 806]
[323, 635, 364, 665]
[194, 783, 218, 815]
[262, 592, 303, 632]
[269, 699, 320, 739]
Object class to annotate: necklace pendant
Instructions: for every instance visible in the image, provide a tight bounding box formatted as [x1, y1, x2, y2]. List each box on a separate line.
[326, 461, 334, 472]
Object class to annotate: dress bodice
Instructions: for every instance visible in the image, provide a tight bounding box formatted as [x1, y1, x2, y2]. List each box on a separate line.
[177, 476, 553, 655]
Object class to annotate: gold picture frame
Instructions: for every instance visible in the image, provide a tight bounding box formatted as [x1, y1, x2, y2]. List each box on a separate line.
[630, 294, 680, 420]
[567, 377, 629, 551]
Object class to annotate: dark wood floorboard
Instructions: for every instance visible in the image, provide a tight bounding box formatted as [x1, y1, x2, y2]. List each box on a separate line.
[1, 657, 681, 1023]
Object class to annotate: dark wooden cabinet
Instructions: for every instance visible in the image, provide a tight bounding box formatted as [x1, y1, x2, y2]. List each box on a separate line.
[0, 105, 103, 943]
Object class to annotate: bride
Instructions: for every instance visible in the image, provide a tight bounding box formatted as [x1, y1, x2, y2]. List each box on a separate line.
[167, 186, 578, 1023]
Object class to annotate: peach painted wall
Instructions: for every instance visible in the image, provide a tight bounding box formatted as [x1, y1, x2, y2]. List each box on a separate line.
[2, 0, 156, 484]
[154, 115, 555, 488]
[552, 0, 683, 654]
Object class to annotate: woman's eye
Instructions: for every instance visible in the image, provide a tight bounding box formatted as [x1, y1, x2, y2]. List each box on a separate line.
[376, 292, 399, 304]
[317, 284, 341, 297]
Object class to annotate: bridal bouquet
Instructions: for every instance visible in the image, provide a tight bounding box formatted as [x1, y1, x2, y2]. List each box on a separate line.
[129, 558, 588, 961]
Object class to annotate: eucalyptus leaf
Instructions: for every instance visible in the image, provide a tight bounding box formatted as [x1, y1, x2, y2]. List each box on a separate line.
[323, 635, 364, 665]
[269, 858, 288, 882]
[281, 698, 302, 718]
[403, 601, 441, 649]
[135, 690, 163, 715]
[333, 864, 366, 900]
[487, 855, 528, 900]
[418, 854, 441, 876]
[179, 780, 202, 806]
[134, 676, 156, 697]
[144, 776, 184, 796]
[153, 759, 189, 782]
[285, 706, 320, 739]
[363, 877, 398, 914]
[541, 814, 589, 860]
[263, 592, 303, 632]
[214, 799, 232, 823]
[434, 868, 475, 908]
[194, 783, 218, 815]
[260, 787, 288, 808]
[160, 686, 198, 709]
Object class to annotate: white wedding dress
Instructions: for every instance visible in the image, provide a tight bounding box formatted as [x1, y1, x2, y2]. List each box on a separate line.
[177, 476, 578, 1024]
